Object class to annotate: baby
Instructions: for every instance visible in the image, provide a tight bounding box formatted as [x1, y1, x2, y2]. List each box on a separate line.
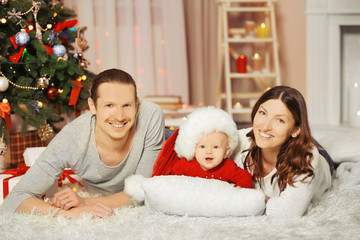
[168, 106, 252, 188]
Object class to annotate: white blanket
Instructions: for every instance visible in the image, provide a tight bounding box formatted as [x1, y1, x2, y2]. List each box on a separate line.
[1, 126, 359, 239]
[0, 161, 359, 240]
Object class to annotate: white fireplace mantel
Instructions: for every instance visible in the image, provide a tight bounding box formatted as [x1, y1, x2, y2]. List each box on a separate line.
[306, 0, 360, 126]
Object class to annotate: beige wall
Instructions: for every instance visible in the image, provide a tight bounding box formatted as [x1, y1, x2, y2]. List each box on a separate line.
[276, 0, 306, 96]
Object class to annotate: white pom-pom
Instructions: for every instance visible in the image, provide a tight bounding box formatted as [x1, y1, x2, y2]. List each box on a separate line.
[124, 174, 146, 203]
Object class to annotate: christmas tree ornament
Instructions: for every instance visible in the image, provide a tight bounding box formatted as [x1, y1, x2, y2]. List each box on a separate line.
[0, 133, 7, 173]
[1, 0, 8, 6]
[46, 86, 58, 100]
[15, 30, 30, 46]
[33, 2, 43, 41]
[38, 123, 54, 141]
[47, 31, 58, 44]
[79, 60, 87, 69]
[0, 76, 9, 92]
[7, 9, 21, 20]
[29, 100, 43, 113]
[0, 137, 7, 155]
[36, 76, 50, 89]
[0, 18, 6, 24]
[52, 44, 66, 57]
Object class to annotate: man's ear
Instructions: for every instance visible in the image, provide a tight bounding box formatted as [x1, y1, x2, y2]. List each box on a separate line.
[88, 97, 96, 114]
[292, 127, 300, 138]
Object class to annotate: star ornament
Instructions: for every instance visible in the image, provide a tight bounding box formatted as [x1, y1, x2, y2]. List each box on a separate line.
[29, 100, 43, 113]
[7, 9, 22, 20]
[47, 31, 59, 44]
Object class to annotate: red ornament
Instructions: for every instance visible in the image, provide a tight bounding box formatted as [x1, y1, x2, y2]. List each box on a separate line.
[46, 87, 59, 100]
[237, 55, 247, 73]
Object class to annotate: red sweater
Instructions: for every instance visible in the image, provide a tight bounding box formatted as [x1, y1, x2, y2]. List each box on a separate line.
[169, 158, 253, 188]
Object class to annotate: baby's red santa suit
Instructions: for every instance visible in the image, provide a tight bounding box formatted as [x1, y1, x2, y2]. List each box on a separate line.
[123, 107, 265, 217]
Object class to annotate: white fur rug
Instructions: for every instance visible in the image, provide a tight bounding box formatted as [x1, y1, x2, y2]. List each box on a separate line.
[1, 161, 360, 240]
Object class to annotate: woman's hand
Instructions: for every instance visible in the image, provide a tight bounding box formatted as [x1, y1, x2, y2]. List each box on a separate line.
[50, 187, 84, 210]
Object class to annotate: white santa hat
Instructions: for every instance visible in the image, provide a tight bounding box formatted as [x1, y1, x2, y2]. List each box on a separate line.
[174, 106, 239, 160]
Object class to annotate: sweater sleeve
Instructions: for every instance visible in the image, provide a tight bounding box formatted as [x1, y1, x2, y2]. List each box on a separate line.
[226, 159, 253, 188]
[2, 124, 76, 212]
[265, 147, 332, 218]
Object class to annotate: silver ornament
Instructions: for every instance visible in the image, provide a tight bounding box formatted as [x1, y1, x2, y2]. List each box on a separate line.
[36, 76, 50, 89]
[15, 30, 30, 46]
[0, 76, 9, 92]
[52, 44, 66, 57]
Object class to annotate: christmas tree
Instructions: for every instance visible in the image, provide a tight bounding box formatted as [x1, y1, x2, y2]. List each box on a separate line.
[0, 0, 92, 142]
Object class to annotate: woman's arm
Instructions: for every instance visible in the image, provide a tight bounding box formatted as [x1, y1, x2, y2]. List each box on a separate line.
[265, 149, 332, 218]
[265, 177, 315, 218]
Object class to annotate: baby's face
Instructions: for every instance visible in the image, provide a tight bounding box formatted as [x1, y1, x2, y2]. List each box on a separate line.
[194, 131, 230, 171]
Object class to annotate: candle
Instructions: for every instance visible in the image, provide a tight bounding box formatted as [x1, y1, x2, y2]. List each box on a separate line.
[237, 55, 247, 73]
[257, 23, 269, 38]
[252, 53, 262, 72]
[234, 102, 242, 109]
[245, 21, 255, 37]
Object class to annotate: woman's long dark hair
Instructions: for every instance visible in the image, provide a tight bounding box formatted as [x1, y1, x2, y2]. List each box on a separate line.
[244, 86, 314, 192]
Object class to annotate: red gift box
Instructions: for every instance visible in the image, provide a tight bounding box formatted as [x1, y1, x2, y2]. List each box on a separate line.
[0, 163, 29, 204]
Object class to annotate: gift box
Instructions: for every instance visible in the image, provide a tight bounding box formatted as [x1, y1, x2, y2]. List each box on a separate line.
[23, 147, 47, 167]
[0, 164, 58, 205]
[23, 147, 83, 187]
[0, 174, 22, 205]
[9, 130, 45, 165]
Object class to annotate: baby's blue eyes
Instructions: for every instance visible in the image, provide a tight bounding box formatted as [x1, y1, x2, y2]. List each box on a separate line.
[199, 145, 219, 149]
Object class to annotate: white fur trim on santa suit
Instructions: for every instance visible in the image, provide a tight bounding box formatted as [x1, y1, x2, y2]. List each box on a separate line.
[124, 174, 146, 204]
[174, 106, 239, 160]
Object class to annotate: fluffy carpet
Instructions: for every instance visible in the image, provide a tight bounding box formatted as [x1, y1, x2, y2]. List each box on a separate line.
[1, 161, 359, 240]
[1, 126, 360, 240]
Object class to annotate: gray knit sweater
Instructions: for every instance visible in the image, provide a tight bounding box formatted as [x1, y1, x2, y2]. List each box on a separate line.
[2, 100, 164, 212]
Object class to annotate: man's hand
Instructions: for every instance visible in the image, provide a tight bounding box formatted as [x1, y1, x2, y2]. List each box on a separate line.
[50, 187, 84, 210]
[60, 202, 114, 218]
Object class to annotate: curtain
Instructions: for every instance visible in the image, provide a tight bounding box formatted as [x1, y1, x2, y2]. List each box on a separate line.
[183, 0, 219, 106]
[64, 0, 189, 103]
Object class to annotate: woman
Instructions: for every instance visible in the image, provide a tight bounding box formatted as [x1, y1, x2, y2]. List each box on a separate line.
[2, 69, 165, 217]
[233, 86, 332, 218]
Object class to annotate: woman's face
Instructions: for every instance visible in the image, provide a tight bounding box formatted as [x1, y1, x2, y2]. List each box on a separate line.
[88, 82, 138, 143]
[252, 99, 299, 153]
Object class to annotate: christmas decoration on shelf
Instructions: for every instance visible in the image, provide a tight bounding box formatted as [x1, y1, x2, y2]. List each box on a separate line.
[0, 0, 94, 141]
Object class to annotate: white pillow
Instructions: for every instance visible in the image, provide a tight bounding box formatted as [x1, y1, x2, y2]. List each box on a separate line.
[311, 125, 360, 163]
[141, 175, 265, 217]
